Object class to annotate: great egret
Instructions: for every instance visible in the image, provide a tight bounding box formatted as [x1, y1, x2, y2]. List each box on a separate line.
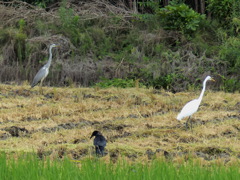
[31, 44, 58, 94]
[90, 130, 107, 156]
[177, 76, 215, 129]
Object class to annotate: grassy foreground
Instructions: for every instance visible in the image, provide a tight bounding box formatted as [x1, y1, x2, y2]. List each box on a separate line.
[0, 153, 239, 180]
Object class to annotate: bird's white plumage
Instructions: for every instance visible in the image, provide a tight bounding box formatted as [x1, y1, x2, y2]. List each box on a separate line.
[177, 99, 200, 120]
[176, 76, 214, 123]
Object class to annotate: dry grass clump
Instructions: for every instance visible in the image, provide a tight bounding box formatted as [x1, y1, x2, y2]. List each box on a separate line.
[0, 84, 239, 164]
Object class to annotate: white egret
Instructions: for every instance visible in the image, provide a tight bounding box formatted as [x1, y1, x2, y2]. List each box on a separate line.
[177, 76, 215, 129]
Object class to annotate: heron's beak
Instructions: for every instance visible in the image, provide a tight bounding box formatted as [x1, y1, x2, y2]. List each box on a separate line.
[210, 78, 215, 82]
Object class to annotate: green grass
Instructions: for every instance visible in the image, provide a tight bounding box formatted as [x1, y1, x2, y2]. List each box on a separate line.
[0, 153, 239, 180]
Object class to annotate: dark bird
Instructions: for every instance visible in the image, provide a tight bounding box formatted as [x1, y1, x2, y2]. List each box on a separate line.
[90, 131, 107, 156]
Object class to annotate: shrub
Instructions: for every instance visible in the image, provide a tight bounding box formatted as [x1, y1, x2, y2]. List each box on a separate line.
[95, 78, 144, 88]
[232, 17, 240, 33]
[15, 19, 27, 63]
[130, 68, 185, 91]
[157, 1, 205, 35]
[219, 37, 240, 73]
[207, 0, 240, 24]
[88, 27, 112, 58]
[58, 6, 81, 45]
[220, 75, 240, 92]
[0, 29, 10, 45]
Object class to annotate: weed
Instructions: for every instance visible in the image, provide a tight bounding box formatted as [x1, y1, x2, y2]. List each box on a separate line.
[219, 75, 240, 92]
[95, 78, 144, 88]
[219, 37, 240, 73]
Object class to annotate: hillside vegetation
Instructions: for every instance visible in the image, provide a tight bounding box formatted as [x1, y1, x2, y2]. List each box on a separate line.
[0, 0, 239, 92]
[0, 84, 239, 164]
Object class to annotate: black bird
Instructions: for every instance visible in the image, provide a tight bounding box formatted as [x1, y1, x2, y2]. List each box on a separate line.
[90, 131, 107, 156]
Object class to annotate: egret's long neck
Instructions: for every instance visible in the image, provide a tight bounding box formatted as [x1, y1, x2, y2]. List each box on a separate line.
[46, 47, 53, 68]
[198, 79, 208, 102]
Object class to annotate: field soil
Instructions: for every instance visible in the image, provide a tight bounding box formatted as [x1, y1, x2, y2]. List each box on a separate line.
[0, 84, 239, 164]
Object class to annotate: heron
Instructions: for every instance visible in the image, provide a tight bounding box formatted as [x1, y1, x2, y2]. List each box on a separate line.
[31, 44, 58, 94]
[90, 130, 107, 156]
[177, 76, 215, 129]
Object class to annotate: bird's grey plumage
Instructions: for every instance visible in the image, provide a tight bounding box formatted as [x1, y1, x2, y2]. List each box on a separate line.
[90, 131, 107, 156]
[31, 66, 49, 88]
[31, 44, 57, 88]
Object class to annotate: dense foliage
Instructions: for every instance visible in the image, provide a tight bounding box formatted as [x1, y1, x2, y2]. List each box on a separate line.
[0, 0, 239, 92]
[157, 2, 205, 34]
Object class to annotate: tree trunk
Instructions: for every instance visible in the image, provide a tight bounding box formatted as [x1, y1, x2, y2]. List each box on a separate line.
[200, 0, 205, 14]
[128, 0, 133, 9]
[194, 0, 198, 12]
[163, 0, 169, 6]
[133, 0, 138, 13]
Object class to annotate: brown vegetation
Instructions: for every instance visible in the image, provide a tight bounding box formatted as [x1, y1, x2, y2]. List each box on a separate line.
[0, 0, 132, 85]
[0, 84, 239, 164]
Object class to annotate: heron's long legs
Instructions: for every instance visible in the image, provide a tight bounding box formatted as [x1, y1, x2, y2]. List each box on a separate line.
[39, 80, 43, 95]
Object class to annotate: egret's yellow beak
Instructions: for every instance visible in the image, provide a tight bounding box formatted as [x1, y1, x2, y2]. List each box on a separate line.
[211, 78, 215, 82]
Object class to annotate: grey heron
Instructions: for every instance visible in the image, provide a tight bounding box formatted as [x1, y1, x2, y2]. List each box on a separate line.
[177, 76, 215, 129]
[31, 44, 58, 94]
[90, 131, 107, 156]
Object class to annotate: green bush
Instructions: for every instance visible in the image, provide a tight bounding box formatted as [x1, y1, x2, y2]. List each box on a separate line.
[15, 19, 27, 63]
[130, 68, 185, 91]
[58, 6, 81, 46]
[190, 18, 221, 57]
[220, 75, 240, 92]
[232, 17, 240, 33]
[157, 2, 205, 35]
[219, 37, 240, 73]
[95, 78, 144, 88]
[207, 0, 240, 24]
[148, 73, 184, 90]
[138, 0, 159, 13]
[88, 27, 112, 58]
[0, 29, 10, 45]
[78, 32, 94, 55]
